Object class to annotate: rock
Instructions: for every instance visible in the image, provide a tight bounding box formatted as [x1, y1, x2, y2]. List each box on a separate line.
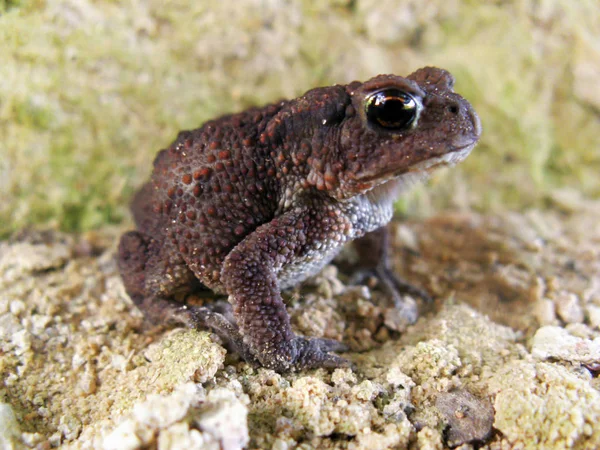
[587, 304, 600, 329]
[435, 389, 494, 447]
[196, 389, 250, 450]
[531, 326, 600, 365]
[490, 361, 600, 449]
[555, 292, 585, 324]
[0, 403, 22, 450]
[102, 383, 249, 450]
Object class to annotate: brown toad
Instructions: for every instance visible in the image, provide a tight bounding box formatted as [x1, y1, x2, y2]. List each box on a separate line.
[118, 67, 481, 372]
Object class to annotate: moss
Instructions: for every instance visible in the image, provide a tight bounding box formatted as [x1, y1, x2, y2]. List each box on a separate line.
[1, 0, 599, 236]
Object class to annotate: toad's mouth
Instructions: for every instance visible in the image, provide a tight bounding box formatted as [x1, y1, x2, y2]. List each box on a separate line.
[359, 142, 477, 202]
[360, 142, 477, 185]
[405, 142, 476, 174]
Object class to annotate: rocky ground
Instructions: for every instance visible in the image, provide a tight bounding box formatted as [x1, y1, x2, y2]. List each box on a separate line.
[1, 194, 599, 450]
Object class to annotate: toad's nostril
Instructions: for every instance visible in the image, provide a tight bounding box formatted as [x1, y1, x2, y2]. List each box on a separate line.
[448, 104, 459, 114]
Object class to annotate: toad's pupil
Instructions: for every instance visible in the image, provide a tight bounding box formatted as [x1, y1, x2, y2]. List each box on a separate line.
[366, 89, 417, 130]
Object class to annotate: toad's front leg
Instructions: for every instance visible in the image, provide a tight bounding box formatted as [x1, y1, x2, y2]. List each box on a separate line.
[220, 206, 351, 372]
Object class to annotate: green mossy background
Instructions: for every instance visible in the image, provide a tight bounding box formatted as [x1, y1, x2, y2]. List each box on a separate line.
[1, 0, 599, 238]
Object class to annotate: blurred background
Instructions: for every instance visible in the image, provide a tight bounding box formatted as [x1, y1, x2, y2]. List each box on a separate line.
[1, 0, 599, 238]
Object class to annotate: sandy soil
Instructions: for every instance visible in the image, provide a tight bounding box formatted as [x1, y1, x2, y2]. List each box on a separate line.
[1, 197, 599, 449]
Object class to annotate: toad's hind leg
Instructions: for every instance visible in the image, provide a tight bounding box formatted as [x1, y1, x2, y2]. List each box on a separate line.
[118, 230, 197, 325]
[117, 231, 260, 365]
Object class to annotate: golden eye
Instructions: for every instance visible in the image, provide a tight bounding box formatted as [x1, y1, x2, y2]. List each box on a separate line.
[365, 89, 418, 130]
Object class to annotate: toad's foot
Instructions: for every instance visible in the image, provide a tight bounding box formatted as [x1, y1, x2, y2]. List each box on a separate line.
[282, 336, 352, 371]
[184, 305, 351, 371]
[183, 305, 261, 367]
[351, 264, 431, 325]
[352, 226, 432, 325]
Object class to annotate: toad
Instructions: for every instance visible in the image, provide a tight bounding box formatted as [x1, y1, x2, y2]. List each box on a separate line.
[118, 67, 481, 371]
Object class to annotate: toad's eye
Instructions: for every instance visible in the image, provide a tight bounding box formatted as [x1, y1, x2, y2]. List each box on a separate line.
[365, 89, 418, 130]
